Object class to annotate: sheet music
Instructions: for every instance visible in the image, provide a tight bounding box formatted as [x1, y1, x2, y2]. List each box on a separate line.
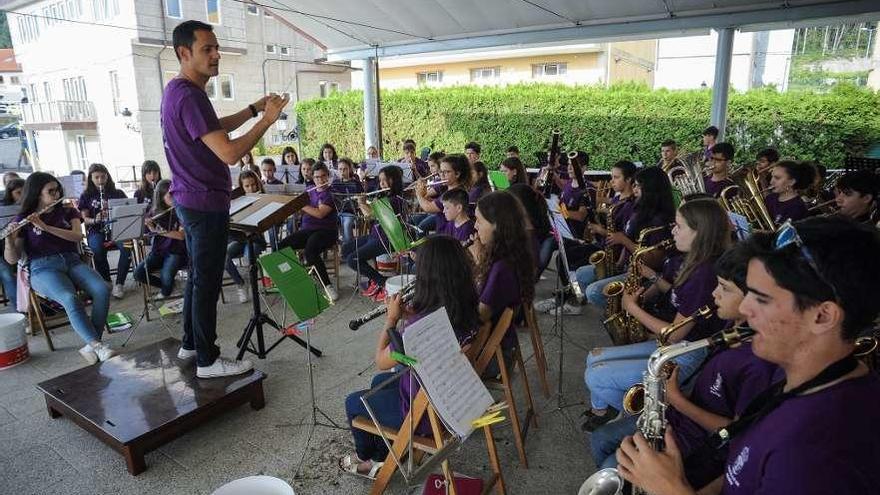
[263, 184, 285, 194]
[110, 203, 149, 242]
[402, 307, 493, 440]
[229, 195, 259, 216]
[237, 202, 284, 227]
[0, 204, 19, 230]
[546, 195, 574, 241]
[108, 198, 137, 208]
[58, 175, 85, 199]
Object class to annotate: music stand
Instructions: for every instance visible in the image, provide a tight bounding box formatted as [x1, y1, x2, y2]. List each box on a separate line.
[229, 193, 321, 359]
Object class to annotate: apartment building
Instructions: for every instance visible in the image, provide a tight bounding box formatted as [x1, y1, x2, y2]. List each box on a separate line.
[6, 0, 349, 178]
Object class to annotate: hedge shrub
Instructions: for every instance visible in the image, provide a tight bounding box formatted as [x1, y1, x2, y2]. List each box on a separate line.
[290, 83, 880, 170]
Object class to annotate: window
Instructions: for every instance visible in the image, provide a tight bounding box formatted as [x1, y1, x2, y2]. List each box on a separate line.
[10, 76, 20, 85]
[43, 81, 53, 101]
[0, 76, 4, 84]
[165, 0, 181, 18]
[416, 71, 442, 85]
[247, 5, 258, 15]
[206, 0, 221, 24]
[470, 67, 500, 82]
[266, 44, 277, 54]
[109, 70, 120, 115]
[532, 62, 567, 78]
[28, 84, 37, 102]
[93, 0, 119, 21]
[280, 46, 289, 56]
[205, 77, 217, 99]
[219, 74, 234, 100]
[319, 81, 340, 98]
[76, 135, 88, 168]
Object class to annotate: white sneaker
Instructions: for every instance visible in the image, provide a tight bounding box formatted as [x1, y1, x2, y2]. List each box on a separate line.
[78, 344, 98, 365]
[325, 284, 339, 302]
[236, 285, 249, 303]
[153, 292, 166, 301]
[92, 342, 117, 362]
[112, 284, 125, 299]
[197, 357, 254, 379]
[177, 347, 197, 360]
[561, 303, 583, 315]
[534, 297, 560, 313]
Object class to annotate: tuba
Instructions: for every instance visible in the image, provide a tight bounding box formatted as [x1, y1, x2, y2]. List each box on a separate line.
[580, 325, 755, 495]
[720, 167, 775, 232]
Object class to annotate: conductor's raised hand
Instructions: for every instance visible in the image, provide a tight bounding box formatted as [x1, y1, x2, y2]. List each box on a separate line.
[262, 93, 289, 123]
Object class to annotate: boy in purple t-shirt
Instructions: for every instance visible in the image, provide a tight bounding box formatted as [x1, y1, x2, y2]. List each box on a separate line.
[437, 188, 474, 243]
[617, 217, 880, 495]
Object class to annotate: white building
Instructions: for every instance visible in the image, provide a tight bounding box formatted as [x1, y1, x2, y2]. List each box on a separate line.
[6, 0, 350, 179]
[0, 49, 25, 113]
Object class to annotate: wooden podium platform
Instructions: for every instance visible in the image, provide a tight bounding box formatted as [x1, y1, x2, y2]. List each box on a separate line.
[35, 338, 267, 475]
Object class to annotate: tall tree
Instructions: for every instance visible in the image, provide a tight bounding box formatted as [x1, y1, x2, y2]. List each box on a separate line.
[0, 13, 11, 48]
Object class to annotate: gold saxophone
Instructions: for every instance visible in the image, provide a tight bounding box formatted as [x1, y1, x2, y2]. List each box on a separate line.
[588, 202, 620, 281]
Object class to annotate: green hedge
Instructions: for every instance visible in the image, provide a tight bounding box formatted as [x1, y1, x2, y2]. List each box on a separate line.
[290, 83, 880, 170]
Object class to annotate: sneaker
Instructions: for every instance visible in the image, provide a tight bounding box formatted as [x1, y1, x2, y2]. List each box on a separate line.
[372, 287, 387, 303]
[534, 297, 560, 313]
[326, 284, 339, 302]
[236, 285, 249, 303]
[92, 342, 117, 362]
[177, 347, 197, 360]
[561, 303, 583, 315]
[112, 284, 125, 299]
[197, 357, 254, 379]
[581, 406, 620, 432]
[153, 292, 167, 301]
[79, 344, 98, 365]
[360, 281, 379, 297]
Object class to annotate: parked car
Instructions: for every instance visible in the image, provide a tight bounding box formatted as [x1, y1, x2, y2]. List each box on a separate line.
[0, 123, 19, 139]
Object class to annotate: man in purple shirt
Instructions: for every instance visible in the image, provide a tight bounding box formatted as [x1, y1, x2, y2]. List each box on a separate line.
[162, 20, 287, 378]
[617, 216, 880, 495]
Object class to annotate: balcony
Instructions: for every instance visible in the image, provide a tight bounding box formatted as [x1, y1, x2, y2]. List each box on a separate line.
[21, 100, 97, 130]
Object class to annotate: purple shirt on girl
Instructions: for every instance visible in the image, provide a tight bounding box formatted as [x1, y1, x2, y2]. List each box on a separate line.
[77, 188, 127, 234]
[160, 78, 231, 212]
[468, 184, 487, 205]
[300, 188, 338, 231]
[151, 211, 187, 258]
[764, 192, 808, 225]
[670, 260, 724, 341]
[15, 206, 82, 259]
[561, 179, 590, 238]
[480, 259, 521, 351]
[722, 373, 880, 495]
[134, 187, 153, 206]
[438, 219, 474, 243]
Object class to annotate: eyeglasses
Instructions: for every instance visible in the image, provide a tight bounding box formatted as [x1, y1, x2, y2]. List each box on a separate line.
[774, 221, 840, 302]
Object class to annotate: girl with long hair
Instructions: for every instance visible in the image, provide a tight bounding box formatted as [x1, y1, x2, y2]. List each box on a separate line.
[331, 157, 364, 245]
[225, 170, 266, 303]
[319, 143, 339, 171]
[341, 236, 480, 478]
[236, 150, 255, 170]
[507, 183, 552, 271]
[765, 160, 814, 225]
[135, 160, 162, 206]
[4, 173, 113, 363]
[0, 177, 24, 308]
[134, 180, 187, 298]
[582, 199, 731, 430]
[469, 161, 490, 204]
[499, 156, 528, 186]
[280, 146, 299, 167]
[295, 158, 315, 185]
[415, 154, 472, 234]
[78, 163, 132, 299]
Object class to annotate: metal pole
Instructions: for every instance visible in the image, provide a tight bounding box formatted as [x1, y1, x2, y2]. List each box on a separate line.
[710, 28, 735, 141]
[362, 56, 379, 155]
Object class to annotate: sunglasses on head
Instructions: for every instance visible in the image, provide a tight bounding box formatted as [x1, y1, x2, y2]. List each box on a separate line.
[774, 221, 840, 302]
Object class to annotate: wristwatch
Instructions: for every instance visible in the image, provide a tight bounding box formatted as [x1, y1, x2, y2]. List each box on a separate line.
[248, 104, 258, 118]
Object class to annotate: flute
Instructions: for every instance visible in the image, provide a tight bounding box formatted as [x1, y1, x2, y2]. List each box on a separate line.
[403, 172, 440, 191]
[0, 198, 66, 240]
[304, 180, 332, 193]
[147, 207, 174, 223]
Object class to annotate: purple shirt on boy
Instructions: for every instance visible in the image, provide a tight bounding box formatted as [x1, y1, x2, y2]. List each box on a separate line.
[722, 373, 880, 495]
[161, 78, 231, 212]
[764, 193, 809, 225]
[16, 206, 82, 259]
[77, 188, 127, 234]
[480, 259, 521, 351]
[438, 219, 474, 243]
[300, 188, 338, 231]
[704, 177, 736, 198]
[670, 260, 724, 341]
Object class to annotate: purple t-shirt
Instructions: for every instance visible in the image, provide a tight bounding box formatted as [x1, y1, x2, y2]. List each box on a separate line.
[398, 157, 430, 179]
[151, 210, 187, 258]
[16, 206, 82, 259]
[77, 188, 127, 234]
[670, 260, 724, 341]
[300, 188, 338, 231]
[468, 184, 487, 206]
[134, 187, 153, 206]
[722, 373, 880, 495]
[480, 260, 521, 351]
[622, 214, 671, 267]
[561, 180, 590, 238]
[438, 219, 474, 243]
[161, 78, 231, 212]
[764, 193, 808, 225]
[704, 177, 736, 198]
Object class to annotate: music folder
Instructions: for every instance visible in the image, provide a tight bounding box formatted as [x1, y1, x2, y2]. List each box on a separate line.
[229, 193, 309, 235]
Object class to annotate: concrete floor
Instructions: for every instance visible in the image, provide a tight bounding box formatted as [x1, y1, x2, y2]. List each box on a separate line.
[0, 266, 612, 495]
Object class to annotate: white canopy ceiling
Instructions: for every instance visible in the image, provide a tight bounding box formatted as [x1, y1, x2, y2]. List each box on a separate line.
[258, 0, 880, 61]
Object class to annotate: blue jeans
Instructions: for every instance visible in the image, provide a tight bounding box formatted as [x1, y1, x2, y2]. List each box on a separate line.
[0, 258, 17, 309]
[225, 238, 266, 286]
[134, 252, 186, 297]
[339, 213, 356, 245]
[342, 236, 387, 287]
[29, 252, 110, 345]
[176, 205, 229, 367]
[584, 340, 708, 411]
[576, 265, 626, 307]
[590, 415, 639, 469]
[345, 372, 404, 462]
[87, 232, 131, 285]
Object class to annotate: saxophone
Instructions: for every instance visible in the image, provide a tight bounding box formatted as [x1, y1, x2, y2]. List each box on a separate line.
[579, 325, 756, 495]
[588, 202, 621, 281]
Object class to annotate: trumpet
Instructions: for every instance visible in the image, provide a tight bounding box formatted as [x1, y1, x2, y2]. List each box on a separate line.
[0, 197, 67, 240]
[807, 198, 838, 214]
[348, 279, 415, 331]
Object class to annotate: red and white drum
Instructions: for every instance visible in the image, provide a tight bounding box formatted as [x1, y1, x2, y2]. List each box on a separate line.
[0, 313, 28, 370]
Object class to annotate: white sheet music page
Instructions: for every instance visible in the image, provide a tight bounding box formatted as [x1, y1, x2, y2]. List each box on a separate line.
[229, 195, 259, 216]
[402, 307, 493, 439]
[238, 202, 284, 227]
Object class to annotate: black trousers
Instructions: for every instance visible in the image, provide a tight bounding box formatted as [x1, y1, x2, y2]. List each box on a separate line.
[278, 228, 338, 285]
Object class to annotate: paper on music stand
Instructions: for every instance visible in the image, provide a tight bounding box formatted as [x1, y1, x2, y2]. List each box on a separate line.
[110, 203, 149, 242]
[263, 183, 285, 194]
[108, 198, 137, 208]
[237, 202, 284, 227]
[58, 175, 85, 199]
[402, 307, 494, 440]
[361, 159, 382, 177]
[728, 211, 752, 241]
[546, 195, 574, 241]
[229, 195, 259, 216]
[0, 204, 19, 230]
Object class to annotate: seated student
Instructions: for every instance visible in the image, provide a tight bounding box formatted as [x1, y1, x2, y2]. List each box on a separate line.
[398, 141, 429, 179]
[415, 154, 471, 234]
[617, 216, 880, 495]
[135, 180, 187, 298]
[426, 151, 443, 177]
[753, 147, 779, 190]
[508, 183, 553, 273]
[582, 199, 730, 431]
[468, 191, 535, 360]
[260, 158, 283, 185]
[225, 171, 267, 303]
[2, 171, 21, 188]
[464, 141, 481, 166]
[78, 163, 132, 300]
[134, 160, 162, 207]
[343, 165, 405, 303]
[588, 243, 778, 490]
[280, 146, 300, 169]
[469, 161, 490, 204]
[340, 236, 480, 479]
[5, 173, 114, 363]
[236, 150, 256, 171]
[332, 157, 365, 245]
[506, 145, 520, 159]
[278, 163, 339, 301]
[834, 169, 879, 224]
[764, 160, 814, 226]
[294, 157, 315, 185]
[704, 142, 736, 198]
[319, 143, 339, 172]
[437, 188, 475, 243]
[0, 178, 24, 308]
[499, 156, 528, 186]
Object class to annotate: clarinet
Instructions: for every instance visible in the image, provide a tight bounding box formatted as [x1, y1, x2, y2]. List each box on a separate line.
[98, 185, 111, 241]
[348, 281, 415, 331]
